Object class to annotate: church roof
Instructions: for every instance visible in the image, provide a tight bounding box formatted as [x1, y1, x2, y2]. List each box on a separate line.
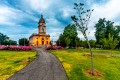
[29, 33, 50, 39]
[38, 15, 45, 23]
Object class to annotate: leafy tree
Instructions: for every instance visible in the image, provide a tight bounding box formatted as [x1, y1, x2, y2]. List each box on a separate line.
[75, 37, 80, 47]
[89, 40, 96, 48]
[71, 3, 95, 75]
[108, 34, 119, 50]
[2, 40, 9, 45]
[57, 24, 78, 48]
[9, 40, 17, 45]
[19, 38, 29, 46]
[102, 33, 119, 50]
[79, 40, 88, 48]
[0, 32, 9, 45]
[2, 40, 17, 45]
[101, 33, 119, 56]
[101, 38, 109, 49]
[95, 18, 120, 45]
[57, 34, 66, 47]
[65, 37, 71, 47]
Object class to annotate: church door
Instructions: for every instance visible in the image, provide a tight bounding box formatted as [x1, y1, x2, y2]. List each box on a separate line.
[46, 41, 48, 44]
[42, 41, 44, 45]
[36, 41, 38, 47]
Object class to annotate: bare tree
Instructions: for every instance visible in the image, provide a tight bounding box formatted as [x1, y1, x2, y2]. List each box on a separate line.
[71, 3, 94, 75]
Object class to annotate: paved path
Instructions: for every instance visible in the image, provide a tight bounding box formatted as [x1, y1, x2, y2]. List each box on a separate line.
[8, 48, 68, 80]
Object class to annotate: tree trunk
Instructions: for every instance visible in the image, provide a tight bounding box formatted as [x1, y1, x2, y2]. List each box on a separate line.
[85, 35, 94, 75]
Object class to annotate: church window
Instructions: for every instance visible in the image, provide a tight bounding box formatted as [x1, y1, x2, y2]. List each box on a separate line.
[42, 28, 44, 32]
[42, 38, 44, 40]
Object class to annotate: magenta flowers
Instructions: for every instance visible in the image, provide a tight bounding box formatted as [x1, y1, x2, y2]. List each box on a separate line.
[0, 45, 33, 51]
[46, 46, 64, 50]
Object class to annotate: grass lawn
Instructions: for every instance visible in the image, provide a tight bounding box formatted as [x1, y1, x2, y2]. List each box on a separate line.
[0, 50, 36, 80]
[49, 48, 120, 80]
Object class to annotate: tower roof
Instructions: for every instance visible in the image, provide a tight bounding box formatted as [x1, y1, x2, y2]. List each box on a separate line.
[38, 15, 45, 23]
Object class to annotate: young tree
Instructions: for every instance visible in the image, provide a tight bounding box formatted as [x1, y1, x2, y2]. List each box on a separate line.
[108, 34, 119, 50]
[71, 3, 94, 75]
[101, 33, 119, 50]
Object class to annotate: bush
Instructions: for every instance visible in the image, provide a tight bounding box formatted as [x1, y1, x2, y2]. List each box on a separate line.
[0, 45, 33, 51]
[46, 46, 64, 50]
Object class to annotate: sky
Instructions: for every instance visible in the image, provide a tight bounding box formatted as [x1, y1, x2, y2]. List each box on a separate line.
[0, 0, 120, 42]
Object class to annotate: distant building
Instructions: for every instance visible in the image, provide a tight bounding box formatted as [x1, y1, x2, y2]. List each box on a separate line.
[29, 15, 50, 47]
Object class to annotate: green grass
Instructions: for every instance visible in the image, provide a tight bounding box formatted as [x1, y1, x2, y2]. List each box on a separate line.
[0, 50, 36, 80]
[49, 48, 120, 80]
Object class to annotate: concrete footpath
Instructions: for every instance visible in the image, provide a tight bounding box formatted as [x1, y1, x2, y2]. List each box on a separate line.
[8, 48, 68, 80]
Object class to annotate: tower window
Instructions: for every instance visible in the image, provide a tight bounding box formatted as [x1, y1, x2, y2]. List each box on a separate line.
[42, 28, 44, 32]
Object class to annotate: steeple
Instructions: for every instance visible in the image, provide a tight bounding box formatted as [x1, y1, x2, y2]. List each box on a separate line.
[38, 15, 45, 24]
[38, 14, 46, 35]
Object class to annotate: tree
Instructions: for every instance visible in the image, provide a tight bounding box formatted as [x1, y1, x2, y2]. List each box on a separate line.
[65, 37, 71, 47]
[89, 40, 96, 48]
[19, 38, 29, 46]
[71, 3, 95, 75]
[108, 34, 119, 50]
[79, 40, 88, 48]
[57, 24, 78, 48]
[102, 33, 119, 50]
[0, 32, 9, 45]
[2, 40, 17, 45]
[95, 18, 120, 44]
[9, 40, 17, 45]
[75, 37, 80, 48]
[57, 34, 66, 47]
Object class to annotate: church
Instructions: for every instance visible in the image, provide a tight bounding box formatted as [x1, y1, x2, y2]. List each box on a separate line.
[29, 15, 50, 47]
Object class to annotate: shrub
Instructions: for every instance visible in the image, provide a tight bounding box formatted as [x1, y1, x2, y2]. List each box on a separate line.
[0, 45, 33, 51]
[46, 46, 64, 50]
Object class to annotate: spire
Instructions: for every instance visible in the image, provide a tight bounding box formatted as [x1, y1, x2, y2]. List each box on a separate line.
[38, 14, 45, 24]
[41, 14, 43, 18]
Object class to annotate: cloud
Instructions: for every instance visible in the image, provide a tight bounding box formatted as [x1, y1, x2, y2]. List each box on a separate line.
[91, 0, 120, 21]
[0, 5, 19, 26]
[0, 5, 38, 26]
[80, 0, 120, 40]
[1, 0, 120, 42]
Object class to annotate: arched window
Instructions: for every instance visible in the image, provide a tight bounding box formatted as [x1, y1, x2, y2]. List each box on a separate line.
[42, 28, 44, 32]
[42, 38, 44, 40]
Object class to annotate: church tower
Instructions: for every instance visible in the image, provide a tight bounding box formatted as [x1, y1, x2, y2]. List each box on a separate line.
[29, 14, 50, 47]
[38, 15, 46, 35]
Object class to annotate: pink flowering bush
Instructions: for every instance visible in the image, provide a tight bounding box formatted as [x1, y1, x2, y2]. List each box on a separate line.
[0, 45, 33, 51]
[0, 45, 6, 50]
[46, 46, 64, 50]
